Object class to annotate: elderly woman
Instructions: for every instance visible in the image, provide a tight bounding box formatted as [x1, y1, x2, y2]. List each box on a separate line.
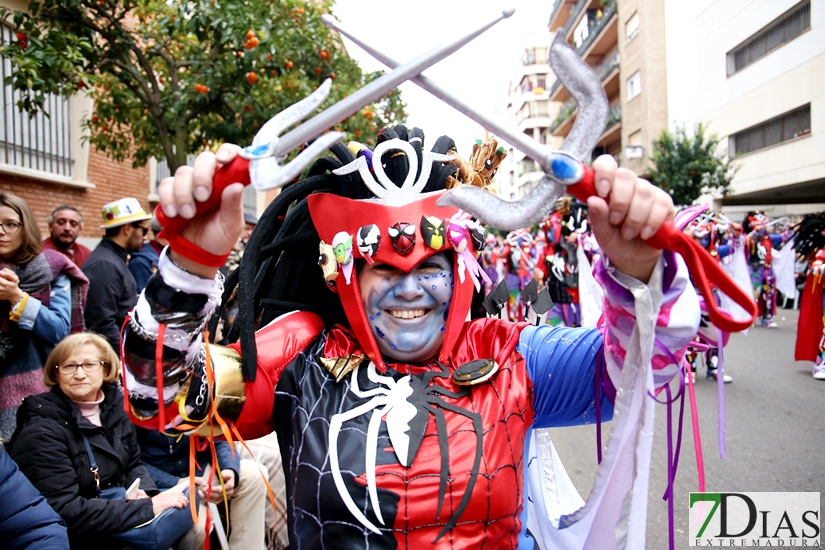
[0, 193, 88, 442]
[8, 333, 191, 549]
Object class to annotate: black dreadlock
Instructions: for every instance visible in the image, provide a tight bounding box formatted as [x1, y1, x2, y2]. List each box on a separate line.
[792, 211, 825, 258]
[213, 126, 458, 381]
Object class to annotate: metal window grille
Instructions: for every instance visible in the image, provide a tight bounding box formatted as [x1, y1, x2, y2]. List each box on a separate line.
[0, 24, 72, 176]
[729, 104, 811, 156]
[726, 0, 810, 76]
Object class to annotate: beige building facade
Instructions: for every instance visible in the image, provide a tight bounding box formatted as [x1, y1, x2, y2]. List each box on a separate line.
[679, 0, 823, 216]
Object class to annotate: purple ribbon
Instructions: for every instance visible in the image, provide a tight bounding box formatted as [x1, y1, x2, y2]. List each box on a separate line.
[652, 339, 688, 550]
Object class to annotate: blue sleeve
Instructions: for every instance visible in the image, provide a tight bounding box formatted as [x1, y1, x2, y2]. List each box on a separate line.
[128, 254, 154, 295]
[518, 325, 614, 428]
[0, 449, 69, 550]
[716, 244, 732, 259]
[769, 234, 784, 248]
[142, 462, 183, 491]
[214, 441, 240, 477]
[17, 273, 71, 345]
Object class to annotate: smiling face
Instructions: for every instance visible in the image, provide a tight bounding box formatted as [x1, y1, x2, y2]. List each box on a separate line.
[359, 252, 453, 363]
[57, 343, 105, 402]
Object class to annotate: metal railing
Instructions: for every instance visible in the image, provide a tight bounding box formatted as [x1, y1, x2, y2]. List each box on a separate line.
[564, 0, 590, 35]
[0, 24, 72, 177]
[575, 0, 617, 57]
[596, 49, 620, 81]
[604, 102, 621, 132]
[549, 97, 577, 133]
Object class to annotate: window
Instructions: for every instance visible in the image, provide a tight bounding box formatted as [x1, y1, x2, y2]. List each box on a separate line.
[626, 12, 639, 42]
[726, 0, 810, 76]
[573, 14, 590, 49]
[0, 24, 72, 176]
[626, 71, 641, 100]
[729, 104, 811, 156]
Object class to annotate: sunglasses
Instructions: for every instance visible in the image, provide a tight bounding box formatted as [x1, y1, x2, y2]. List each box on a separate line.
[131, 223, 150, 236]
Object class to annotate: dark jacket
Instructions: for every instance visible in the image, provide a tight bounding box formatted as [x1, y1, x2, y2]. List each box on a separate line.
[0, 447, 69, 549]
[136, 428, 240, 490]
[8, 383, 156, 548]
[127, 241, 162, 295]
[83, 237, 138, 350]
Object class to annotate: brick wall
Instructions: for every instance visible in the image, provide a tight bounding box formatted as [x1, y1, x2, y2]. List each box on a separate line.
[0, 148, 151, 240]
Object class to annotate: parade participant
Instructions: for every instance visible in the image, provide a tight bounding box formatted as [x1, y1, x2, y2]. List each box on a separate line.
[683, 215, 742, 383]
[42, 205, 92, 268]
[743, 211, 789, 328]
[793, 212, 825, 379]
[119, 124, 699, 549]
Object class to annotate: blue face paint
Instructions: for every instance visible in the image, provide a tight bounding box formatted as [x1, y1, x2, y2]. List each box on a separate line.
[359, 252, 454, 363]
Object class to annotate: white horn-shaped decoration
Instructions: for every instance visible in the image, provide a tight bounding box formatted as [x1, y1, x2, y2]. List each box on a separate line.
[333, 138, 454, 205]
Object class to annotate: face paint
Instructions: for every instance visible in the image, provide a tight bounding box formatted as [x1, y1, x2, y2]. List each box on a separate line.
[356, 224, 381, 263]
[421, 216, 446, 250]
[332, 232, 354, 284]
[388, 222, 415, 255]
[359, 252, 453, 362]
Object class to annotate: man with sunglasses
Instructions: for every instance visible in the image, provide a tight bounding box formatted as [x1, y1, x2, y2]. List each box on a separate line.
[83, 198, 152, 350]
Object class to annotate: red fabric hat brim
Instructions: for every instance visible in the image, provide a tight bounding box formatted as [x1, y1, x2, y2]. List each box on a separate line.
[307, 191, 476, 370]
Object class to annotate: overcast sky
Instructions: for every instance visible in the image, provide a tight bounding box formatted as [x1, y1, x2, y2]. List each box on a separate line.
[331, 0, 553, 159]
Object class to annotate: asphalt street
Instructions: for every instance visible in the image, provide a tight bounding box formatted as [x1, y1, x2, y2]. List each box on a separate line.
[547, 305, 825, 549]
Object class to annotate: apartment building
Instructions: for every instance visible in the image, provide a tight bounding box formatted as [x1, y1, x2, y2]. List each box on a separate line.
[672, 0, 823, 216]
[547, 0, 664, 175]
[499, 43, 565, 200]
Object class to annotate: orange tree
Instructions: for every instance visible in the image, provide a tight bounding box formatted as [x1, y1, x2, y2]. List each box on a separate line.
[0, 0, 406, 171]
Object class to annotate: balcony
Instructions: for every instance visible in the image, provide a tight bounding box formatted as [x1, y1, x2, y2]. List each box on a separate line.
[549, 98, 577, 136]
[576, 1, 618, 63]
[549, 0, 580, 32]
[549, 47, 620, 105]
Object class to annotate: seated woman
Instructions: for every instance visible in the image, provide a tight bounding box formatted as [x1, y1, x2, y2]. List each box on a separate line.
[0, 192, 88, 442]
[8, 333, 191, 549]
[120, 126, 700, 549]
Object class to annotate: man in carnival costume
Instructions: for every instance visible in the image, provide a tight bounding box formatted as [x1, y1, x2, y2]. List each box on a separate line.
[116, 20, 714, 548]
[120, 121, 699, 549]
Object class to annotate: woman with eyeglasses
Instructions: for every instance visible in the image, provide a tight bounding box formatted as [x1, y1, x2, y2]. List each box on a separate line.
[8, 333, 195, 549]
[0, 193, 89, 442]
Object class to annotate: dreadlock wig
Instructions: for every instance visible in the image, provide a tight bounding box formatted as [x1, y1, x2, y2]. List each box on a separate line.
[217, 126, 483, 380]
[792, 211, 825, 259]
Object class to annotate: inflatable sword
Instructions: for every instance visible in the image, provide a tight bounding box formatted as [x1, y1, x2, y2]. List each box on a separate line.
[323, 17, 756, 333]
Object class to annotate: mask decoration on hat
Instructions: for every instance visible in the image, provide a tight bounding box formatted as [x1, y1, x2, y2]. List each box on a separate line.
[388, 222, 416, 255]
[356, 224, 381, 263]
[318, 241, 339, 282]
[332, 232, 354, 284]
[447, 211, 491, 291]
[421, 216, 446, 250]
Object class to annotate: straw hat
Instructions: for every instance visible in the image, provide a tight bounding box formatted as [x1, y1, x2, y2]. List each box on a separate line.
[99, 198, 152, 229]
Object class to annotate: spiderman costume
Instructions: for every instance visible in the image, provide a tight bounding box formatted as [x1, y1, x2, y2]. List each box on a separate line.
[121, 129, 699, 549]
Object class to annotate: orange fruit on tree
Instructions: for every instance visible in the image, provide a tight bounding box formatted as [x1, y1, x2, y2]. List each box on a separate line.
[314, 67, 322, 75]
[319, 50, 330, 60]
[329, 72, 336, 79]
[285, 60, 294, 69]
[246, 30, 255, 40]
[247, 72, 258, 85]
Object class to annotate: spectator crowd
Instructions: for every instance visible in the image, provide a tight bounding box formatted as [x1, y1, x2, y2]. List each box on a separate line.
[0, 192, 284, 550]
